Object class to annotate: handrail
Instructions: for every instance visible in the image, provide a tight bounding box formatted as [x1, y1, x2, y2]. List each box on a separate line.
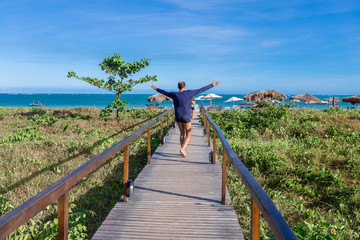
[0, 109, 174, 239]
[201, 103, 297, 240]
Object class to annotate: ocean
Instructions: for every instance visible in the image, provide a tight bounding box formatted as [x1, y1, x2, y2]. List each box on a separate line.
[0, 93, 356, 110]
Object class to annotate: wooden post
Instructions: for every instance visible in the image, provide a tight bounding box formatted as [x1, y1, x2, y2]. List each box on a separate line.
[213, 129, 216, 164]
[207, 120, 210, 147]
[251, 199, 260, 240]
[221, 150, 227, 204]
[123, 145, 129, 202]
[204, 115, 206, 130]
[167, 115, 169, 136]
[58, 192, 69, 240]
[160, 118, 163, 145]
[202, 108, 205, 123]
[173, 110, 175, 128]
[147, 128, 151, 165]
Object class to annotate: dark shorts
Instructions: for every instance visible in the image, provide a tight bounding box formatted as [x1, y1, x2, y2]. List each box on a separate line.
[191, 106, 195, 110]
[176, 117, 191, 123]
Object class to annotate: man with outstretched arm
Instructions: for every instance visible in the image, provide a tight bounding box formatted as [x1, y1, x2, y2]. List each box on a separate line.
[151, 81, 220, 157]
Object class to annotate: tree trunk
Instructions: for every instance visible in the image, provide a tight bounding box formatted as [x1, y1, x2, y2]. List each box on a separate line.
[116, 92, 121, 120]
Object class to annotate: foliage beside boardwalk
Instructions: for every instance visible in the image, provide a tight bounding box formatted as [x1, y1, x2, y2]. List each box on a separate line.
[209, 104, 360, 239]
[0, 107, 167, 239]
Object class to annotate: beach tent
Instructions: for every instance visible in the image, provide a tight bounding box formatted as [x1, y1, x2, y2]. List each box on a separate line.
[243, 90, 287, 102]
[224, 97, 243, 107]
[203, 93, 223, 105]
[290, 93, 322, 104]
[290, 93, 322, 108]
[342, 95, 360, 105]
[147, 93, 172, 103]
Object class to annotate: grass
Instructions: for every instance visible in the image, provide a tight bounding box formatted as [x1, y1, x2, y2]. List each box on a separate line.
[2, 104, 359, 239]
[207, 104, 360, 239]
[0, 106, 172, 239]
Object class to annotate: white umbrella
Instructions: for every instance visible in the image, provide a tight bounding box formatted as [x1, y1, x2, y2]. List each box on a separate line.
[203, 93, 223, 105]
[224, 97, 243, 107]
[195, 95, 205, 101]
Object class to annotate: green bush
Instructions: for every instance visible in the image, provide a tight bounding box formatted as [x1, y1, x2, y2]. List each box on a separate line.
[0, 108, 8, 120]
[210, 106, 360, 239]
[68, 112, 93, 120]
[209, 102, 289, 138]
[8, 199, 95, 239]
[1, 126, 43, 143]
[0, 195, 13, 216]
[31, 113, 57, 126]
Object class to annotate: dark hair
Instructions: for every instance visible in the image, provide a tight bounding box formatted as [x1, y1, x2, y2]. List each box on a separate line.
[178, 81, 186, 90]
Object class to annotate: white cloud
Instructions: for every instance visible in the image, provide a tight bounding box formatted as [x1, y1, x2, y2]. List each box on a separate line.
[261, 40, 283, 48]
[158, 0, 249, 11]
[154, 26, 248, 40]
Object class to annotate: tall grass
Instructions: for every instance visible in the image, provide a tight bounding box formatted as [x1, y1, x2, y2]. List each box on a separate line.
[0, 107, 168, 239]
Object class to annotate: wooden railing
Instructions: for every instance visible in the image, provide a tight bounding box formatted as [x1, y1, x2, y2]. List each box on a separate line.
[201, 103, 298, 240]
[0, 109, 174, 240]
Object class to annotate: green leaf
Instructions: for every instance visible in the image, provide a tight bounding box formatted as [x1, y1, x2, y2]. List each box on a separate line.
[68, 54, 156, 119]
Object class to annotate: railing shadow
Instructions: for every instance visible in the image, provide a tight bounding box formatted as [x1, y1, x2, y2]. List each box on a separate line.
[134, 186, 221, 204]
[0, 116, 158, 195]
[152, 152, 209, 165]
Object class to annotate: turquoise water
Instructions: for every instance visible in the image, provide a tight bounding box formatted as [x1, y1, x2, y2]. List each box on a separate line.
[0, 93, 356, 110]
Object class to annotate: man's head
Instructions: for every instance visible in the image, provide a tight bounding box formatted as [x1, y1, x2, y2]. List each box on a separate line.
[178, 81, 186, 90]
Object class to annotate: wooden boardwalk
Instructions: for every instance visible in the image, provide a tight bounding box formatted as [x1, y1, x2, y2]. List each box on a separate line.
[92, 114, 244, 239]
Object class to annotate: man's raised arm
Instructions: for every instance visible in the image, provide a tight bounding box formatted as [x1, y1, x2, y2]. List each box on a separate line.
[191, 81, 220, 96]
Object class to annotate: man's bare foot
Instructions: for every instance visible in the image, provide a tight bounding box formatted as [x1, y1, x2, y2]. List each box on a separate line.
[180, 149, 187, 157]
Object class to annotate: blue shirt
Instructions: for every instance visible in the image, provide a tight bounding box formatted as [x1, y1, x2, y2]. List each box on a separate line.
[156, 84, 214, 122]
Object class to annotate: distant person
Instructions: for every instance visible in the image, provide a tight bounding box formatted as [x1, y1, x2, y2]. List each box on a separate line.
[191, 97, 196, 119]
[151, 81, 220, 157]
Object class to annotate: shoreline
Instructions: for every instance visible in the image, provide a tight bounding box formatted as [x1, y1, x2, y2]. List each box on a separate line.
[0, 93, 357, 110]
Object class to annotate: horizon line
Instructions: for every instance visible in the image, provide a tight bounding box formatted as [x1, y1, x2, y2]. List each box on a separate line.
[0, 92, 354, 96]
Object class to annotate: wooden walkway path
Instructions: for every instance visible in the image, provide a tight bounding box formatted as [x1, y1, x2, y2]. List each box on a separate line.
[92, 114, 244, 239]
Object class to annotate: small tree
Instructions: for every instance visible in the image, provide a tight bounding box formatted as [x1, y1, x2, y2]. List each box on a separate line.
[68, 54, 157, 118]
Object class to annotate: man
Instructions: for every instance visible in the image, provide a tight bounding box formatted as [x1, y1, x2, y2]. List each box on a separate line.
[151, 81, 220, 157]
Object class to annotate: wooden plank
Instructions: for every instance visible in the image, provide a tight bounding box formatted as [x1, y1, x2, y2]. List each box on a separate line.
[92, 113, 243, 239]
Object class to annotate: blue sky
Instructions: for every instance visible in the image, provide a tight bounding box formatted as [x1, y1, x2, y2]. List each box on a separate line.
[0, 0, 359, 94]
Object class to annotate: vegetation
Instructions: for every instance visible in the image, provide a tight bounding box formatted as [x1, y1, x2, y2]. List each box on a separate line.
[207, 103, 360, 239]
[67, 54, 157, 118]
[0, 107, 170, 239]
[2, 104, 359, 239]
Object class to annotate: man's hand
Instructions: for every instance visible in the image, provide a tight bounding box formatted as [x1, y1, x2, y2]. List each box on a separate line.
[212, 81, 220, 87]
[151, 85, 158, 90]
